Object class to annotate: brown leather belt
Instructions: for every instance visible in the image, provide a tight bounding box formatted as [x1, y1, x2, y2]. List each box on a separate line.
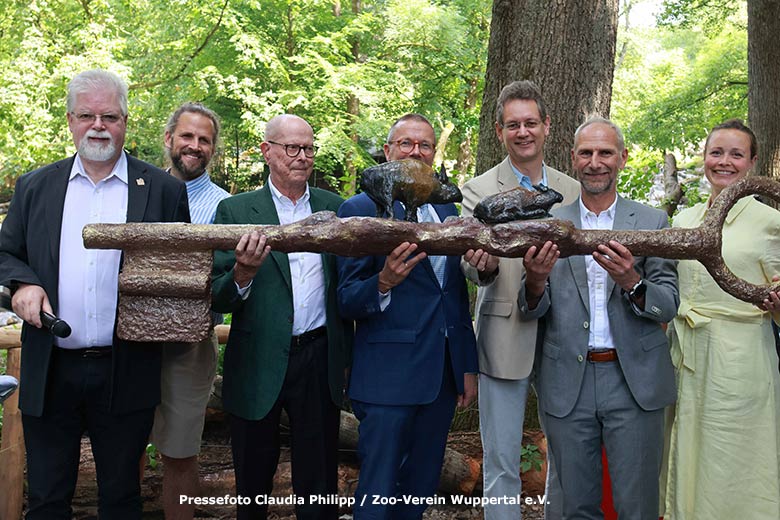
[587, 349, 618, 362]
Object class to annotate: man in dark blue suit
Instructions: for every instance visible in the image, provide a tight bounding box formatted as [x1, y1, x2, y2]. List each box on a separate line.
[337, 114, 478, 519]
[0, 69, 189, 519]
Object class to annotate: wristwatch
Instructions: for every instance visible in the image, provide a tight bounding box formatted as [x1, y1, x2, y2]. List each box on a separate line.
[628, 279, 647, 300]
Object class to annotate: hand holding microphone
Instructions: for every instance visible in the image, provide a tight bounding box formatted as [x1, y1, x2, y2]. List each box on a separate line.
[3, 284, 72, 338]
[40, 311, 72, 338]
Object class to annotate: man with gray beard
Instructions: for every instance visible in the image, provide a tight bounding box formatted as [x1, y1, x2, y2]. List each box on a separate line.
[0, 69, 189, 519]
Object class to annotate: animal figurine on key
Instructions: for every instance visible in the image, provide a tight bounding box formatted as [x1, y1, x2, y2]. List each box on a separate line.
[474, 184, 563, 224]
[359, 159, 463, 222]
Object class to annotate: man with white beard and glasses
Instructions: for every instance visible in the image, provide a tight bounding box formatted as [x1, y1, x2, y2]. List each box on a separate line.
[0, 69, 189, 519]
[150, 102, 230, 520]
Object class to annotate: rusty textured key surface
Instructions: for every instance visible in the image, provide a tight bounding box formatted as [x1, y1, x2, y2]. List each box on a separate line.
[83, 177, 780, 342]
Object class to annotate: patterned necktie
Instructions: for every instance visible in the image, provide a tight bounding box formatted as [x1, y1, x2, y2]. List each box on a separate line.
[420, 205, 446, 287]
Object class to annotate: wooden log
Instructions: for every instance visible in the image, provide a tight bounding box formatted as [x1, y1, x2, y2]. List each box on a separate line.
[0, 326, 21, 350]
[215, 324, 230, 345]
[0, 347, 24, 520]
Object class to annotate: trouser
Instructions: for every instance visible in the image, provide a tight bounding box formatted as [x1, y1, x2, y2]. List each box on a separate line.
[544, 360, 664, 520]
[230, 331, 339, 520]
[350, 349, 458, 520]
[23, 347, 154, 520]
[479, 373, 530, 520]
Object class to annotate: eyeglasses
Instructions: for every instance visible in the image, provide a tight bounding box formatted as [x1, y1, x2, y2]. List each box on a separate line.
[71, 112, 124, 125]
[266, 140, 317, 158]
[390, 139, 434, 156]
[500, 120, 543, 132]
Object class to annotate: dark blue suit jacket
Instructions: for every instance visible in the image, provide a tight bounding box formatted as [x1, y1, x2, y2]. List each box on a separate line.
[337, 193, 477, 406]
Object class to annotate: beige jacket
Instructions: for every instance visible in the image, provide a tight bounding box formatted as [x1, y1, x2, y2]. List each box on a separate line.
[460, 156, 580, 379]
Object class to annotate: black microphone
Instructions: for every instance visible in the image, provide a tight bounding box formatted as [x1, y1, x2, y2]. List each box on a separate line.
[40, 311, 72, 338]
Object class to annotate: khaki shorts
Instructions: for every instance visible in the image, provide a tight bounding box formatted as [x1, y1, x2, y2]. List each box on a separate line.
[151, 331, 218, 459]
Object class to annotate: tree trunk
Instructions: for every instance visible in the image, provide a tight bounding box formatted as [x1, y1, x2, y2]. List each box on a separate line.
[748, 0, 780, 179]
[476, 0, 619, 177]
[343, 0, 362, 196]
[661, 152, 683, 217]
[455, 78, 479, 181]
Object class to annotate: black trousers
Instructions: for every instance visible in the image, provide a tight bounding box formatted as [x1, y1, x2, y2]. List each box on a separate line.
[22, 348, 155, 520]
[230, 333, 340, 520]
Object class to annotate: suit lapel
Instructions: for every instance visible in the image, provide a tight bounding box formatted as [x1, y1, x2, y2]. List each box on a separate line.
[308, 188, 326, 213]
[496, 157, 520, 192]
[607, 196, 637, 297]
[46, 158, 74, 266]
[127, 155, 150, 223]
[253, 186, 292, 293]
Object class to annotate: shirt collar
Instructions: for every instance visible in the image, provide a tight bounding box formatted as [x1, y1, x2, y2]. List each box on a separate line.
[183, 170, 212, 194]
[268, 176, 310, 205]
[71, 152, 128, 185]
[579, 194, 618, 220]
[510, 162, 549, 189]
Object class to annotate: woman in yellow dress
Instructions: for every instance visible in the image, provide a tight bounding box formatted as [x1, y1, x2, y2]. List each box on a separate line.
[664, 119, 780, 519]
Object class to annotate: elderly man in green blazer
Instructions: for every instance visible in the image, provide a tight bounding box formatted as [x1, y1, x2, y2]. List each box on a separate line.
[212, 114, 352, 520]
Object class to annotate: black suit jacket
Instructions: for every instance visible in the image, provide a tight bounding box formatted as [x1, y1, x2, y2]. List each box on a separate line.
[0, 153, 190, 416]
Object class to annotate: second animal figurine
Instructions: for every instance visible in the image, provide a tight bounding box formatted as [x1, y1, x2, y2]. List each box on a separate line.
[359, 159, 462, 222]
[473, 184, 563, 224]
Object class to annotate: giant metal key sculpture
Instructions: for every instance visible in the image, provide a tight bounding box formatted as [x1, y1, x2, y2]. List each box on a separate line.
[83, 176, 780, 343]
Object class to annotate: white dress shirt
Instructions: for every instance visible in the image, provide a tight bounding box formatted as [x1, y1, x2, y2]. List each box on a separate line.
[56, 153, 128, 348]
[268, 179, 326, 335]
[580, 196, 618, 350]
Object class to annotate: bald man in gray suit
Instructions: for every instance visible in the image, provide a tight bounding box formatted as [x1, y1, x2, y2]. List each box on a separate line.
[518, 118, 678, 520]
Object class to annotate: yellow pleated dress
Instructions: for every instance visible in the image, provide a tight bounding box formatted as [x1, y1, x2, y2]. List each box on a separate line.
[663, 196, 780, 519]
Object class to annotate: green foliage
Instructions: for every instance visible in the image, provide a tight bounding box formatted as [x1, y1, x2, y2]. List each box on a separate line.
[218, 313, 231, 375]
[612, 0, 749, 203]
[520, 443, 543, 473]
[613, 15, 747, 155]
[0, 0, 490, 199]
[619, 146, 660, 204]
[657, 0, 743, 30]
[145, 442, 159, 470]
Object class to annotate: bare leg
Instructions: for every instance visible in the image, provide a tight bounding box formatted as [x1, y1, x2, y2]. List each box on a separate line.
[161, 454, 199, 520]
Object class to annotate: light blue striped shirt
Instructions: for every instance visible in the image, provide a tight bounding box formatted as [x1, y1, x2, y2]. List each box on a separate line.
[179, 171, 230, 325]
[182, 171, 230, 224]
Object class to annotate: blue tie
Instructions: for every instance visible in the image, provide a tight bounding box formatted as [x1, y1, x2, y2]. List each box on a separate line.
[420, 205, 446, 287]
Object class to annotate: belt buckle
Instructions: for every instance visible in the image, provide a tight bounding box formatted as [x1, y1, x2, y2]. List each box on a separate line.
[82, 348, 110, 359]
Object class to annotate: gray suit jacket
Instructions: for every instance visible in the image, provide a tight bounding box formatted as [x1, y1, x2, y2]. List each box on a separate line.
[518, 196, 678, 417]
[461, 157, 580, 379]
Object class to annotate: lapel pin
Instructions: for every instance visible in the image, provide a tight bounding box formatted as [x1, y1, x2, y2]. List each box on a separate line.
[136, 178, 145, 186]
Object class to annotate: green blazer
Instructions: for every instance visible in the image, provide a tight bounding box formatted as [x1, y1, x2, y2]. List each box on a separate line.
[211, 185, 352, 420]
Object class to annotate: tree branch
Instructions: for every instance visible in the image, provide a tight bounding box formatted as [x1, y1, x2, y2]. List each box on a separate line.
[128, 0, 229, 91]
